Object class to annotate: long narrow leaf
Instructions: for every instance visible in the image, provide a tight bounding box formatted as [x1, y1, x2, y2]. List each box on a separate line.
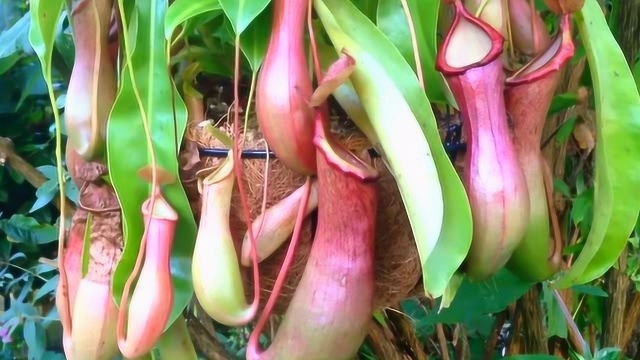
[107, 0, 197, 326]
[553, 0, 640, 287]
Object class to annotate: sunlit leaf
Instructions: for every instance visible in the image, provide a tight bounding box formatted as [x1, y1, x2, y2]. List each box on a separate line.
[553, 0, 640, 288]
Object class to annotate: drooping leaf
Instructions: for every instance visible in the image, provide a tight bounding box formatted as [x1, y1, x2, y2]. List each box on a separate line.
[238, 3, 272, 71]
[165, 0, 222, 41]
[22, 319, 46, 360]
[27, 0, 64, 84]
[553, 0, 640, 288]
[219, 0, 271, 35]
[315, 0, 473, 299]
[107, 0, 197, 327]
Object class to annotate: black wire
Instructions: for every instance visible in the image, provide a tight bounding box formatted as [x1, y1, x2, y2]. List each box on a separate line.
[198, 147, 382, 159]
[198, 126, 467, 160]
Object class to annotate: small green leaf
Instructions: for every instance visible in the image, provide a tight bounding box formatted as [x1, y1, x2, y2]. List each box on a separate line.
[571, 188, 594, 226]
[33, 275, 59, 301]
[571, 284, 608, 297]
[555, 117, 577, 143]
[29, 179, 58, 213]
[219, 0, 271, 35]
[553, 177, 572, 199]
[548, 93, 579, 116]
[0, 214, 58, 245]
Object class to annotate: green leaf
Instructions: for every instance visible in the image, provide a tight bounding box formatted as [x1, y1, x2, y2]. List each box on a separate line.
[553, 0, 640, 288]
[107, 0, 197, 328]
[22, 319, 46, 360]
[0, 214, 58, 245]
[402, 269, 534, 325]
[165, 0, 222, 40]
[571, 284, 608, 297]
[33, 275, 59, 301]
[29, 179, 58, 213]
[315, 0, 473, 299]
[548, 93, 579, 117]
[571, 188, 594, 227]
[239, 3, 271, 71]
[555, 116, 577, 144]
[375, 0, 453, 104]
[219, 0, 271, 35]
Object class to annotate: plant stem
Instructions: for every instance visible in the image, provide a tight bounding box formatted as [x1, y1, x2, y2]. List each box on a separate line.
[552, 289, 589, 358]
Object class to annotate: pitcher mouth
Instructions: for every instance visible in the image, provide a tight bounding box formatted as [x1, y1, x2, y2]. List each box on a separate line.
[506, 14, 575, 86]
[435, 0, 505, 76]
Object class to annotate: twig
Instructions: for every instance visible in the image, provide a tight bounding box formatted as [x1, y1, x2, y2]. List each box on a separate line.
[622, 291, 640, 351]
[0, 137, 76, 216]
[437, 323, 450, 360]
